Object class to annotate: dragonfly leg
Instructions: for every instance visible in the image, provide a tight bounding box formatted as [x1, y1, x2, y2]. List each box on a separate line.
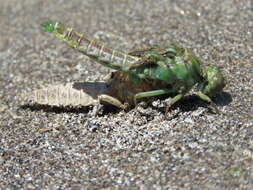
[134, 89, 176, 106]
[196, 91, 219, 113]
[164, 94, 183, 115]
[98, 94, 127, 110]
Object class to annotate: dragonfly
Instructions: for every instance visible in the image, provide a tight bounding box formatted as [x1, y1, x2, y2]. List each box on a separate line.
[39, 20, 225, 113]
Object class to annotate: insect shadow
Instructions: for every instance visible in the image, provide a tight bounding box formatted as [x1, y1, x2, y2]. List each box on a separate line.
[152, 91, 232, 115]
[213, 91, 232, 106]
[20, 103, 122, 115]
[20, 104, 91, 114]
[168, 91, 232, 113]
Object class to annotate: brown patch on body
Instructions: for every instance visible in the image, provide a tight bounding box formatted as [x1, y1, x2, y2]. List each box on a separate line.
[106, 71, 169, 108]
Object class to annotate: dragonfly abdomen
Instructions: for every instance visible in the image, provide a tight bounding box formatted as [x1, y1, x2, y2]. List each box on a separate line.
[42, 21, 139, 71]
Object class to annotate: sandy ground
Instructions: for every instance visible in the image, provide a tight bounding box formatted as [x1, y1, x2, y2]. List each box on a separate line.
[0, 0, 252, 189]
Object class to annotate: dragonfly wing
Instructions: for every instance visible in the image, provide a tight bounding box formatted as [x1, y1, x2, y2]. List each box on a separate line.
[128, 47, 155, 57]
[128, 45, 172, 69]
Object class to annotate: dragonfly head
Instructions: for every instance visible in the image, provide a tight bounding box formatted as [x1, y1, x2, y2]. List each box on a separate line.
[200, 66, 226, 97]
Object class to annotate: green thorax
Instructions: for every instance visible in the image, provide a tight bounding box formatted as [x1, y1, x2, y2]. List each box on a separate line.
[129, 45, 202, 92]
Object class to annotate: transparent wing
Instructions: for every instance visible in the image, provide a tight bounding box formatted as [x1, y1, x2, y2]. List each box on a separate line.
[128, 45, 175, 69]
